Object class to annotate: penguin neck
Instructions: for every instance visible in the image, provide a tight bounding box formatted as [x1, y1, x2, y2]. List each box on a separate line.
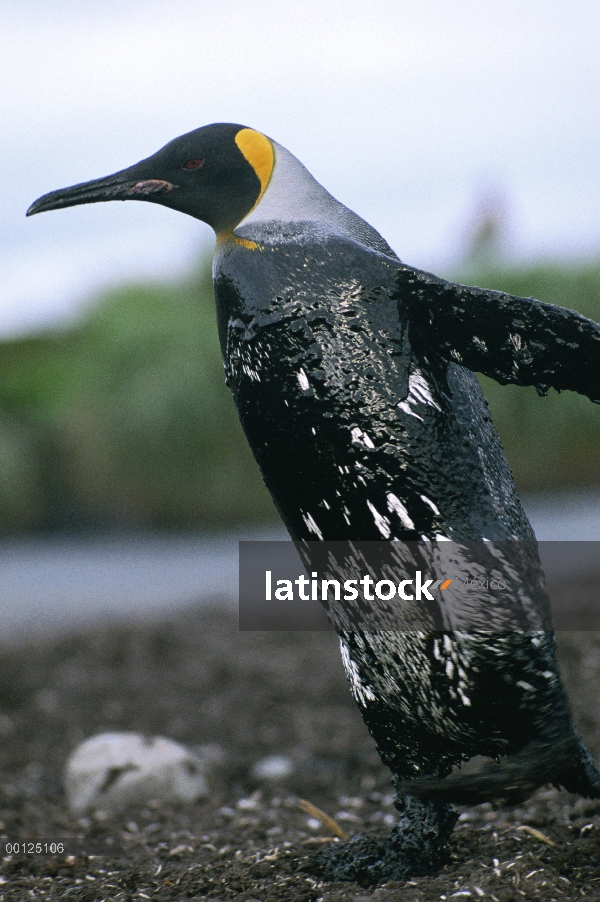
[233, 141, 399, 259]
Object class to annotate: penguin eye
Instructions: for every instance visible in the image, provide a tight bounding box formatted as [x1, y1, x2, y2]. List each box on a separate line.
[184, 159, 204, 171]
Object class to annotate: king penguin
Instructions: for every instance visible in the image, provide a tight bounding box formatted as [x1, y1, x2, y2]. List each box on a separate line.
[28, 124, 600, 883]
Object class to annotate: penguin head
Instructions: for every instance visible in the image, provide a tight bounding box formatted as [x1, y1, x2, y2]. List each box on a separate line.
[27, 123, 275, 235]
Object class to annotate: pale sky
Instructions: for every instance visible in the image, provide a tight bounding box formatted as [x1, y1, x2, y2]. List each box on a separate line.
[2, 0, 600, 335]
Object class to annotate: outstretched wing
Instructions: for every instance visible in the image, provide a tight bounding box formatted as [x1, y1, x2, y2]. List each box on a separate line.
[397, 266, 600, 403]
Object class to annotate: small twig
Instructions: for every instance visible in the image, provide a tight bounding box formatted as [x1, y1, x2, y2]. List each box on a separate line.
[302, 836, 341, 844]
[516, 825, 556, 847]
[298, 799, 349, 840]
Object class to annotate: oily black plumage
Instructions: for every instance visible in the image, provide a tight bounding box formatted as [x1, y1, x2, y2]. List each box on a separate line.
[27, 124, 600, 882]
[216, 234, 532, 544]
[214, 228, 600, 788]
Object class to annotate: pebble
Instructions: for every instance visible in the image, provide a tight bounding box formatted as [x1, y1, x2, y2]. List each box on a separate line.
[250, 754, 295, 780]
[64, 731, 209, 814]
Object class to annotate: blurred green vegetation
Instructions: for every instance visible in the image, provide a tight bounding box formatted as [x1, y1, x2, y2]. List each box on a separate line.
[0, 256, 598, 534]
[0, 260, 277, 533]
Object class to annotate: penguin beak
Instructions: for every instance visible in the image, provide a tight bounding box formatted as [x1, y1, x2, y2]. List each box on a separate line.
[26, 170, 176, 217]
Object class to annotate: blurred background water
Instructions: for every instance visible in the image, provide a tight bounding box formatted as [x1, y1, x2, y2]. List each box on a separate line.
[0, 1, 599, 636]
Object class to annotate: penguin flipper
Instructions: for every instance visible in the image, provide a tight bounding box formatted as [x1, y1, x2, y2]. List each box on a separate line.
[396, 733, 600, 805]
[398, 266, 600, 403]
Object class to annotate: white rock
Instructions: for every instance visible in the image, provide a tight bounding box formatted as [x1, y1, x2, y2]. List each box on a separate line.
[65, 731, 209, 814]
[250, 754, 295, 780]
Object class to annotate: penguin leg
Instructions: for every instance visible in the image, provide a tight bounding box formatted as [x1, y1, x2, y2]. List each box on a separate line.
[308, 794, 457, 884]
[306, 634, 460, 883]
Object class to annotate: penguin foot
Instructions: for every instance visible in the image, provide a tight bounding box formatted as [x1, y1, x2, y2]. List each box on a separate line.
[307, 796, 457, 885]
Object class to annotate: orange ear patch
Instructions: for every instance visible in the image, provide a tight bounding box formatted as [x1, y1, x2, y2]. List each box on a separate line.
[235, 128, 275, 200]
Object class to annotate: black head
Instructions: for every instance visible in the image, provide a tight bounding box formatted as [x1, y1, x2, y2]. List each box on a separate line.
[27, 123, 275, 234]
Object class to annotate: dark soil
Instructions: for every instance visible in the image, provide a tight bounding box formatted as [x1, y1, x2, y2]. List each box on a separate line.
[1, 577, 600, 900]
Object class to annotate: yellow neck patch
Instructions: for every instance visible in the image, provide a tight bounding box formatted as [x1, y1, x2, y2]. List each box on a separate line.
[235, 128, 274, 203]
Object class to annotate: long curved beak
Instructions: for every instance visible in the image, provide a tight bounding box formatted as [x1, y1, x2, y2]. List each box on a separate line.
[27, 171, 176, 217]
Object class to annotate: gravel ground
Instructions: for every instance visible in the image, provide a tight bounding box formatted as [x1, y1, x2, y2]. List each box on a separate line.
[1, 578, 600, 900]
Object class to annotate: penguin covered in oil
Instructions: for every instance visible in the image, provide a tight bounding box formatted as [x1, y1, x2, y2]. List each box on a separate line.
[28, 123, 600, 883]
